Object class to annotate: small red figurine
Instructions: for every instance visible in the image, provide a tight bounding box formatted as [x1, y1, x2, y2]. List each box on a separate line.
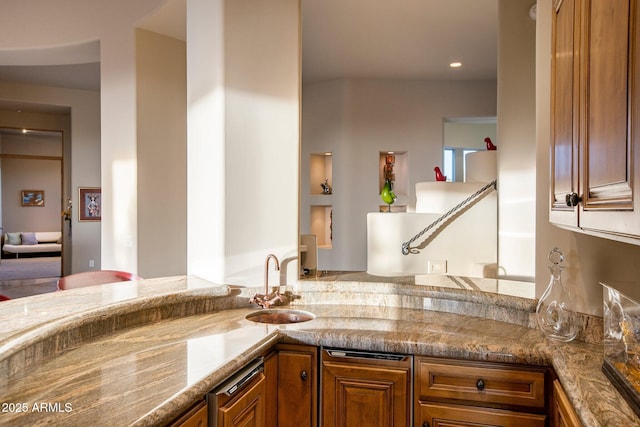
[434, 166, 446, 182]
[484, 137, 497, 150]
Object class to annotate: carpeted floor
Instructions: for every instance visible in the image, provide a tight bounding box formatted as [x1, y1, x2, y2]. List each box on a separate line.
[0, 256, 62, 280]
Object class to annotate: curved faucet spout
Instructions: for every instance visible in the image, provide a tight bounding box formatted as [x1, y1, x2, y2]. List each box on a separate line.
[250, 254, 287, 308]
[264, 253, 280, 295]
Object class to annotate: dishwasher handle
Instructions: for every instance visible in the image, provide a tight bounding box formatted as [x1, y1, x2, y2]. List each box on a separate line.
[325, 349, 409, 362]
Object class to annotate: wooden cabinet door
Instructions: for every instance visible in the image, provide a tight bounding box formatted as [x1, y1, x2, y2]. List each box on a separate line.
[217, 374, 266, 427]
[550, 0, 581, 228]
[550, 0, 640, 239]
[264, 351, 278, 427]
[169, 400, 208, 427]
[417, 402, 546, 427]
[552, 380, 582, 427]
[321, 352, 411, 427]
[579, 0, 639, 236]
[277, 344, 317, 427]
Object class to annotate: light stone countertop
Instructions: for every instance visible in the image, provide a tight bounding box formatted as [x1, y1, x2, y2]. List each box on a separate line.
[0, 274, 637, 426]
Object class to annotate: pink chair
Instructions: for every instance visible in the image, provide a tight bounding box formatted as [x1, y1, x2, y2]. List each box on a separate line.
[0, 294, 11, 301]
[57, 270, 141, 291]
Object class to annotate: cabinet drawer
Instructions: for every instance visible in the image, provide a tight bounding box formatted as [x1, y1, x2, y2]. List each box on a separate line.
[418, 401, 546, 427]
[415, 357, 545, 409]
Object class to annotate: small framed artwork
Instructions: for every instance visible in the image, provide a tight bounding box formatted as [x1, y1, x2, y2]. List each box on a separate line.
[21, 190, 45, 206]
[79, 187, 101, 221]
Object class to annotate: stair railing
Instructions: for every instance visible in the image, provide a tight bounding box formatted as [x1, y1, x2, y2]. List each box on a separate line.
[401, 180, 497, 255]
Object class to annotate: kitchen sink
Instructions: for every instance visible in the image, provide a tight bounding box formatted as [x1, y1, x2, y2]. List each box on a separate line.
[245, 309, 315, 324]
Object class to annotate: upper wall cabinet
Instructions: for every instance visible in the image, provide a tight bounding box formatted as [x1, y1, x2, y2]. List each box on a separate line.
[550, 0, 579, 227]
[550, 0, 640, 243]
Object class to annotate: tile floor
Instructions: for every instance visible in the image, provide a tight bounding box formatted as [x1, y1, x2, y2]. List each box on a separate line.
[0, 277, 58, 299]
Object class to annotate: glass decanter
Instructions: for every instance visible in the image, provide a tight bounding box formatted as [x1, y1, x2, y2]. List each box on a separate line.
[536, 247, 579, 342]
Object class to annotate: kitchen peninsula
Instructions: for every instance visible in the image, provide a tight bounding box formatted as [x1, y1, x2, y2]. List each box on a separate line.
[0, 275, 637, 426]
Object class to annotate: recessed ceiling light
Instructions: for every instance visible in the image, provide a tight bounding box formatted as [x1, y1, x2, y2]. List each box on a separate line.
[22, 129, 28, 134]
[449, 62, 463, 68]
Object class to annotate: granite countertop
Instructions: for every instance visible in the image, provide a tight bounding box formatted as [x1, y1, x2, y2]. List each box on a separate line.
[0, 274, 637, 426]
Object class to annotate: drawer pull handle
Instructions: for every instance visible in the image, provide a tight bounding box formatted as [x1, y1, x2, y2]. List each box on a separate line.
[301, 370, 308, 381]
[476, 379, 485, 391]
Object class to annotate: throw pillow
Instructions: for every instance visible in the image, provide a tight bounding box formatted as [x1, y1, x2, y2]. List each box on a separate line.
[21, 232, 38, 245]
[5, 232, 21, 245]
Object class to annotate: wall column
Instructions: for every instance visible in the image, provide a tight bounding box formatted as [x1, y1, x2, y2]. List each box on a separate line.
[187, 0, 300, 286]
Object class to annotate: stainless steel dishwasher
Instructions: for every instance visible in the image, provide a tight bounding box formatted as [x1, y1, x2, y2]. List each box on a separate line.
[206, 357, 265, 427]
[321, 348, 413, 426]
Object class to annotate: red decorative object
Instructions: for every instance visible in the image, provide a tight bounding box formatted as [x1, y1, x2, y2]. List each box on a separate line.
[434, 166, 447, 182]
[484, 137, 497, 150]
[57, 270, 141, 290]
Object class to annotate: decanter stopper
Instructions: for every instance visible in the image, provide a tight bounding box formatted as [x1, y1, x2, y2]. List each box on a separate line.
[535, 247, 579, 342]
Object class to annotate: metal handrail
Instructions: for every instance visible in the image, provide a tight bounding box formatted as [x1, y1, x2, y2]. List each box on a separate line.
[401, 180, 497, 255]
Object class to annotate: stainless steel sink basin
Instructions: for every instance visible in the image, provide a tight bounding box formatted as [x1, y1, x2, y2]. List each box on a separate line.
[245, 309, 315, 324]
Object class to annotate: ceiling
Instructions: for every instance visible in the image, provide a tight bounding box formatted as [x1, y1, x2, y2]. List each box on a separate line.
[0, 0, 503, 112]
[301, 0, 498, 83]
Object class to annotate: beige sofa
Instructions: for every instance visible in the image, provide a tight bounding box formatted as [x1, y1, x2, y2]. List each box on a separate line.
[3, 232, 62, 258]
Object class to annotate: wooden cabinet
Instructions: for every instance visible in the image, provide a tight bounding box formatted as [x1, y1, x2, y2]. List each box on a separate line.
[264, 350, 278, 426]
[208, 358, 267, 427]
[414, 357, 547, 427]
[552, 380, 583, 427]
[169, 400, 208, 427]
[418, 402, 546, 427]
[550, 0, 580, 228]
[321, 348, 412, 427]
[215, 373, 266, 427]
[550, 0, 640, 241]
[276, 344, 318, 427]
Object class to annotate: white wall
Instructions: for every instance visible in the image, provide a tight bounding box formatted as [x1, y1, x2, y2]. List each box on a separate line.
[444, 122, 496, 150]
[187, 0, 300, 286]
[0, 132, 62, 234]
[302, 78, 497, 271]
[136, 29, 187, 278]
[2, 160, 61, 233]
[497, 0, 537, 281]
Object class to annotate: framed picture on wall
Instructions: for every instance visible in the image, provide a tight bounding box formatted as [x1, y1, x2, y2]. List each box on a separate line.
[21, 190, 45, 206]
[79, 187, 101, 221]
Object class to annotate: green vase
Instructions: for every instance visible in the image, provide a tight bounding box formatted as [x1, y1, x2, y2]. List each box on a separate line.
[380, 178, 396, 211]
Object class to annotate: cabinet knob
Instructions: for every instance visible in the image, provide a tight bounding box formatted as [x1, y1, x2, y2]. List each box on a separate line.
[300, 370, 308, 381]
[476, 379, 485, 391]
[565, 192, 581, 207]
[423, 423, 430, 427]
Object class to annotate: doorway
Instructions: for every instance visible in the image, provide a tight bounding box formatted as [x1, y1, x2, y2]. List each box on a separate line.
[0, 127, 63, 298]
